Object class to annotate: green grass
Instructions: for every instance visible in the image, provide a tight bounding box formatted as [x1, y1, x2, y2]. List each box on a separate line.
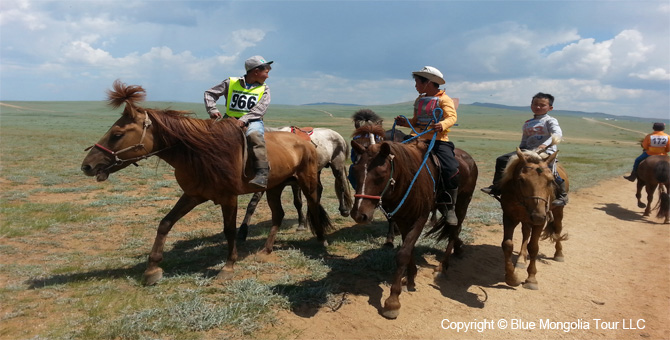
[1, 99, 665, 339]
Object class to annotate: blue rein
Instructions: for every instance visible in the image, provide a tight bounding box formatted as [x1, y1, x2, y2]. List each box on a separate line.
[381, 108, 443, 218]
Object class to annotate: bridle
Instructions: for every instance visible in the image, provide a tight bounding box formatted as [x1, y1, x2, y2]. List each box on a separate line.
[84, 111, 167, 171]
[518, 165, 554, 224]
[353, 154, 398, 219]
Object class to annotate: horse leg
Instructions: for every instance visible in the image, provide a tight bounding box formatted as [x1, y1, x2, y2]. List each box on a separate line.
[331, 162, 353, 217]
[260, 186, 285, 255]
[298, 175, 331, 247]
[290, 180, 307, 231]
[238, 191, 265, 242]
[217, 195, 239, 281]
[382, 218, 425, 319]
[551, 206, 565, 262]
[643, 184, 657, 217]
[502, 214, 520, 287]
[516, 223, 531, 270]
[522, 225, 543, 290]
[144, 194, 206, 285]
[636, 180, 646, 208]
[384, 220, 397, 248]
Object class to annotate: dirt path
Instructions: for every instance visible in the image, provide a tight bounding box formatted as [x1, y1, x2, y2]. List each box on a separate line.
[267, 177, 670, 339]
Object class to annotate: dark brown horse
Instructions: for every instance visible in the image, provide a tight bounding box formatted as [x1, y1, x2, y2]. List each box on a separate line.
[634, 155, 670, 224]
[80, 80, 332, 285]
[349, 136, 477, 319]
[497, 148, 568, 290]
[351, 124, 478, 271]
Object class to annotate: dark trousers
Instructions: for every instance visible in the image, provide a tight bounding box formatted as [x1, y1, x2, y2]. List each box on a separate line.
[432, 140, 459, 190]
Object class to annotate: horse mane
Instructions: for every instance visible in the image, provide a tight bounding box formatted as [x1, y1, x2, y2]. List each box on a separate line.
[352, 109, 384, 128]
[107, 79, 146, 108]
[107, 80, 244, 189]
[499, 150, 545, 187]
[352, 124, 386, 140]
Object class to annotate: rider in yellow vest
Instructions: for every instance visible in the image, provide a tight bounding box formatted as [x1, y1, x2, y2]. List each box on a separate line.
[624, 122, 670, 181]
[204, 56, 273, 188]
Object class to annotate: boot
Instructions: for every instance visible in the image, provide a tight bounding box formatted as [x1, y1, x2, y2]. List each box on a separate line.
[552, 180, 569, 207]
[249, 161, 269, 188]
[623, 170, 636, 182]
[445, 187, 458, 226]
[248, 132, 269, 188]
[481, 169, 503, 196]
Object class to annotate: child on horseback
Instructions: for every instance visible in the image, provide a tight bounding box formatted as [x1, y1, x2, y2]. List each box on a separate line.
[481, 92, 568, 206]
[623, 122, 670, 181]
[204, 56, 273, 188]
[394, 66, 460, 226]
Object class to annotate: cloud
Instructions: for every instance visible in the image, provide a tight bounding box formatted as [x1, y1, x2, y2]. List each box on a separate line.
[630, 68, 670, 81]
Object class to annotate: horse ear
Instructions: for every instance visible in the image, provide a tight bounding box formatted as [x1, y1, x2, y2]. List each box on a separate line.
[545, 150, 559, 164]
[122, 102, 139, 119]
[515, 147, 526, 165]
[351, 140, 366, 155]
[379, 142, 391, 158]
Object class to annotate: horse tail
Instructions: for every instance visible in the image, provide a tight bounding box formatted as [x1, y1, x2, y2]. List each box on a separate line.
[106, 79, 146, 108]
[307, 203, 334, 235]
[425, 215, 452, 242]
[541, 221, 569, 243]
[654, 185, 670, 220]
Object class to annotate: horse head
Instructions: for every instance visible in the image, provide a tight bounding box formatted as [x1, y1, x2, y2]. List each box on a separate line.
[505, 148, 559, 225]
[349, 141, 395, 224]
[81, 80, 157, 182]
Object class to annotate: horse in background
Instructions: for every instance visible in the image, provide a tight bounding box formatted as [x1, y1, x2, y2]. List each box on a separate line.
[350, 140, 449, 319]
[237, 126, 352, 241]
[81, 80, 332, 285]
[634, 155, 670, 224]
[496, 147, 569, 290]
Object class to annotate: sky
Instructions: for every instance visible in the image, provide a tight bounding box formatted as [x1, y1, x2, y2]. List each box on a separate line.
[1, 0, 669, 119]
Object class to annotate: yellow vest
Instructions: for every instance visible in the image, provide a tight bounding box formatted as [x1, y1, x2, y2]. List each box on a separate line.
[225, 77, 266, 118]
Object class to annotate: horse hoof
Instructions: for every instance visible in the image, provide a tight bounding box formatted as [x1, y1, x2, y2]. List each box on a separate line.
[216, 269, 235, 281]
[381, 308, 400, 319]
[296, 225, 307, 231]
[523, 281, 539, 290]
[143, 268, 163, 286]
[505, 277, 521, 287]
[554, 256, 565, 262]
[638, 202, 646, 208]
[340, 210, 350, 217]
[383, 242, 394, 249]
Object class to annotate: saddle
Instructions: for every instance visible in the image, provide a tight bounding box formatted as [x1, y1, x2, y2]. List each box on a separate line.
[289, 126, 314, 142]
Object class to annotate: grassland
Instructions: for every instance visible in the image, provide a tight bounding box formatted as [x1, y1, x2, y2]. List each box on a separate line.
[0, 100, 661, 339]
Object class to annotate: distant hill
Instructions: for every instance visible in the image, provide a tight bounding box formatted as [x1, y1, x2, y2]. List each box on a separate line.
[301, 102, 360, 107]
[469, 102, 659, 122]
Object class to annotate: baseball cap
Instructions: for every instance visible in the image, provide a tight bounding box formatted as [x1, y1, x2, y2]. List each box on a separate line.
[245, 56, 273, 72]
[412, 66, 445, 85]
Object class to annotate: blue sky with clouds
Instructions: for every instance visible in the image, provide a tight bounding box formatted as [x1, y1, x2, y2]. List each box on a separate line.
[1, 0, 669, 119]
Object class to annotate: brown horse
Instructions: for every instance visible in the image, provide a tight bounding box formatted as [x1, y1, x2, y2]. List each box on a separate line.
[351, 124, 478, 271]
[80, 80, 332, 285]
[634, 155, 670, 224]
[349, 136, 477, 319]
[497, 148, 568, 290]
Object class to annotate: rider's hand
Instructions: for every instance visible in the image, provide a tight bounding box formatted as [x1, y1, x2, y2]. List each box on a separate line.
[209, 112, 222, 119]
[394, 116, 406, 127]
[432, 123, 444, 132]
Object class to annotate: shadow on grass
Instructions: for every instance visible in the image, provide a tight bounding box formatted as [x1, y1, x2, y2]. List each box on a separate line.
[25, 217, 524, 319]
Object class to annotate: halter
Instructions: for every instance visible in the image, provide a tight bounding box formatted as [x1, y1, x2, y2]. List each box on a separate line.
[353, 155, 396, 217]
[517, 165, 554, 224]
[84, 111, 166, 171]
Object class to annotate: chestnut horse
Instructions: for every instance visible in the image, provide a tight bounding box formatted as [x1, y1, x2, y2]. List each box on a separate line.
[497, 148, 569, 290]
[80, 80, 332, 285]
[349, 137, 477, 319]
[237, 126, 352, 241]
[634, 155, 670, 224]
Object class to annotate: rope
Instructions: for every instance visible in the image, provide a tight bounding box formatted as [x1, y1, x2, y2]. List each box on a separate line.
[382, 108, 443, 218]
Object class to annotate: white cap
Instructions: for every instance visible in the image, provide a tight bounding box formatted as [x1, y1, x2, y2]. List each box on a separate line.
[412, 66, 445, 85]
[244, 55, 273, 72]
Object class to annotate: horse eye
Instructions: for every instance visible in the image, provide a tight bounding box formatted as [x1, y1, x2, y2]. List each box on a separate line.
[110, 133, 123, 142]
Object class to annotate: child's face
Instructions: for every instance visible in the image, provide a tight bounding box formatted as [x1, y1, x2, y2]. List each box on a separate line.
[530, 98, 553, 116]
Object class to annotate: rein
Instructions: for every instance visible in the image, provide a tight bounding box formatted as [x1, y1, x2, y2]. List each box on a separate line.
[84, 112, 169, 171]
[355, 108, 443, 218]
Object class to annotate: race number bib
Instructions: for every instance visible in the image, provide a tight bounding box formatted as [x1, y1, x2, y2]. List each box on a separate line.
[229, 91, 259, 112]
[649, 135, 668, 148]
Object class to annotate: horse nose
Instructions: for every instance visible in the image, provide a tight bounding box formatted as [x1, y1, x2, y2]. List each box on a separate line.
[81, 165, 91, 172]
